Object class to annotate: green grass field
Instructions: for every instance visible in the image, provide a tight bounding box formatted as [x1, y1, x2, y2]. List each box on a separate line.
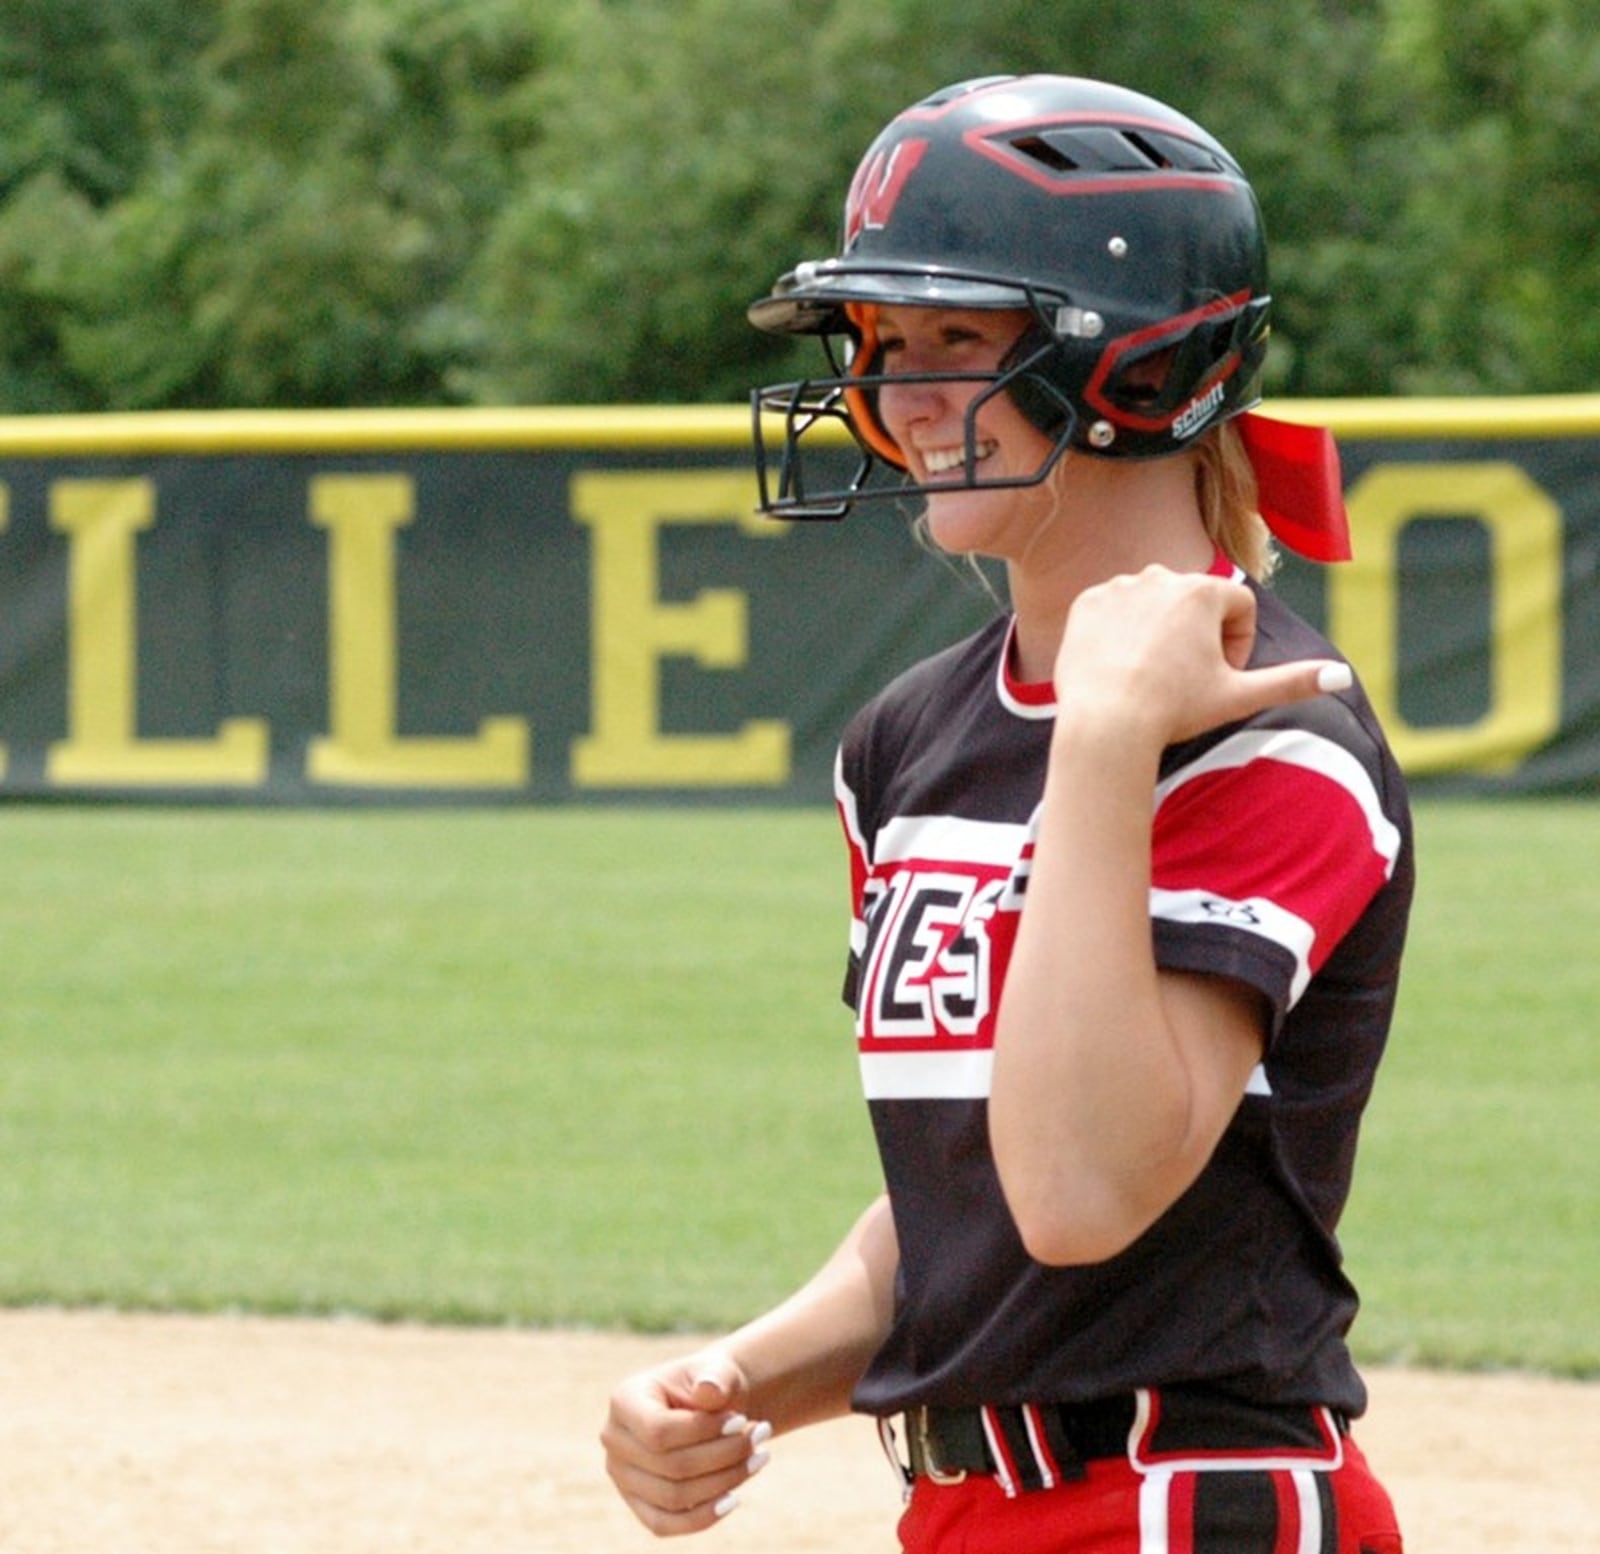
[1, 801, 1595, 1376]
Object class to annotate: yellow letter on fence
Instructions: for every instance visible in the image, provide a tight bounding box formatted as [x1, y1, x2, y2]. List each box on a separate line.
[1329, 463, 1563, 776]
[307, 474, 529, 788]
[47, 478, 269, 786]
[571, 471, 790, 787]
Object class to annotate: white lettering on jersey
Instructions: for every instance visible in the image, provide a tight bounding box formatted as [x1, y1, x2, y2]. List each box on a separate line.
[853, 817, 1030, 1100]
[859, 872, 1005, 1038]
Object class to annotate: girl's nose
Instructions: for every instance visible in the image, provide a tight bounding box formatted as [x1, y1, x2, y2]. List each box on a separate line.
[878, 365, 951, 425]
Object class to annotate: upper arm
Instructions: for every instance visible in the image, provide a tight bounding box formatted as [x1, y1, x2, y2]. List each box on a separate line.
[1157, 968, 1270, 1164]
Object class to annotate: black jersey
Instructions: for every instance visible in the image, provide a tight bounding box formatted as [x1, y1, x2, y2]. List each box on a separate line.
[836, 569, 1413, 1420]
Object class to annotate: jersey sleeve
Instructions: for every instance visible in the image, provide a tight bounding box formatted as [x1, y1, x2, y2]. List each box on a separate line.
[1148, 715, 1404, 1028]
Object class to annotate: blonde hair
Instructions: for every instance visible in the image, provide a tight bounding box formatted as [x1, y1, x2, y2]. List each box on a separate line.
[1195, 422, 1277, 583]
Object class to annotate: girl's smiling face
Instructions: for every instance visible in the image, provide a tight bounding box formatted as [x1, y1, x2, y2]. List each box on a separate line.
[872, 304, 1062, 557]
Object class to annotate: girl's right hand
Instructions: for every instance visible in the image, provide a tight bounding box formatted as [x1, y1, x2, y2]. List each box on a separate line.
[601, 1350, 773, 1537]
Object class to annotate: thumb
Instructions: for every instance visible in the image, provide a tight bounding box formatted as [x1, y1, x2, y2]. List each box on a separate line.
[1313, 661, 1355, 696]
[685, 1353, 748, 1416]
[1280, 658, 1354, 701]
[1233, 658, 1353, 718]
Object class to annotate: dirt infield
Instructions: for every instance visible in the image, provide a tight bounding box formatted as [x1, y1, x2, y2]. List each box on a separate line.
[1, 1310, 1595, 1553]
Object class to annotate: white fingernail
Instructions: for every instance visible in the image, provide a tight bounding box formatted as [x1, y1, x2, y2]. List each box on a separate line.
[714, 1492, 740, 1519]
[749, 1420, 773, 1447]
[747, 1449, 771, 1477]
[719, 1413, 749, 1437]
[1317, 662, 1353, 694]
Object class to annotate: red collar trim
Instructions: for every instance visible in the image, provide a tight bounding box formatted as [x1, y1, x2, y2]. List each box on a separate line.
[998, 618, 1055, 717]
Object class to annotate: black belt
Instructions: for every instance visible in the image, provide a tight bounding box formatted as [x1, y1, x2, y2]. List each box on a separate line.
[904, 1396, 1137, 1486]
[901, 1392, 1348, 1491]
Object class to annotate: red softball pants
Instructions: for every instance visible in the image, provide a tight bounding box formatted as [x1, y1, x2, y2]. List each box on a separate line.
[896, 1434, 1403, 1554]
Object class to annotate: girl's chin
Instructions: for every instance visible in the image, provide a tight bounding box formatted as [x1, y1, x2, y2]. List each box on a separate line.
[921, 488, 1015, 555]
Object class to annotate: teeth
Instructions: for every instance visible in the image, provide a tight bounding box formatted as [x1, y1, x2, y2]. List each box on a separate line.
[923, 440, 997, 476]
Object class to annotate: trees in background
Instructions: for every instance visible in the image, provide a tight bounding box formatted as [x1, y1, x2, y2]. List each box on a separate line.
[0, 0, 550, 408]
[0, 0, 1595, 411]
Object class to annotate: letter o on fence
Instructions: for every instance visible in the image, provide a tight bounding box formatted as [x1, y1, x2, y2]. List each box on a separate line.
[1328, 462, 1563, 776]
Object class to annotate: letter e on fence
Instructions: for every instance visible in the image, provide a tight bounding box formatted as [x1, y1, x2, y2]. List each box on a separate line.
[570, 471, 790, 787]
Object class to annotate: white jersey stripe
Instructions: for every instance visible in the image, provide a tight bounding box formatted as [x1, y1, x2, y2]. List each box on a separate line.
[861, 1050, 1270, 1103]
[873, 812, 1031, 868]
[1154, 726, 1402, 876]
[860, 1047, 994, 1100]
[834, 748, 871, 959]
[994, 618, 1058, 721]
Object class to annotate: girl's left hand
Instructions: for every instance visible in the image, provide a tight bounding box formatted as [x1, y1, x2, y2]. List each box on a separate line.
[1053, 566, 1350, 748]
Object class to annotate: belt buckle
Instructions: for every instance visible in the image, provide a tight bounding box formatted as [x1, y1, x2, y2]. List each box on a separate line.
[911, 1405, 968, 1486]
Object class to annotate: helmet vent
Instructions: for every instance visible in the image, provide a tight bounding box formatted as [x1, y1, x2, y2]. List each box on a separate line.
[1010, 133, 1083, 173]
[1006, 126, 1230, 177]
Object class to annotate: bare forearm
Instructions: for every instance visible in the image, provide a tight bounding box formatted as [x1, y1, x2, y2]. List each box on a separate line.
[989, 712, 1191, 1261]
[600, 1195, 897, 1538]
[717, 1193, 898, 1435]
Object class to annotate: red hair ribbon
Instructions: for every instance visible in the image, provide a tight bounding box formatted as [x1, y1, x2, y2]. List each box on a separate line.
[1236, 411, 1352, 563]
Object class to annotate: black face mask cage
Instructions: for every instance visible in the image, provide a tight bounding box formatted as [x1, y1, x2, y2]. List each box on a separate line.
[750, 334, 1080, 522]
[749, 375, 872, 521]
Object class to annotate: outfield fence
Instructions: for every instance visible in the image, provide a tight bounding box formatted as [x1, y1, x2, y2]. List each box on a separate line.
[1, 397, 1598, 802]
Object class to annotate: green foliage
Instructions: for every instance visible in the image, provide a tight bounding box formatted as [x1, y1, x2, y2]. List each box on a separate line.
[461, 0, 1399, 405]
[1375, 0, 1600, 394]
[456, 0, 914, 406]
[0, 0, 552, 409]
[0, 0, 217, 407]
[0, 802, 1596, 1373]
[0, 0, 1597, 409]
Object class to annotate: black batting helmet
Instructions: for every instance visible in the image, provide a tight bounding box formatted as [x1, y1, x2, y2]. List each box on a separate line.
[748, 74, 1271, 518]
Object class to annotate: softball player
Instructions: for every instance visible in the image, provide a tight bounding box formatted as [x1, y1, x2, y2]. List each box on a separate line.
[603, 74, 1412, 1553]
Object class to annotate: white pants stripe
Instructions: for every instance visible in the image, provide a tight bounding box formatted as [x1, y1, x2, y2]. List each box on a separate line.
[1139, 1469, 1174, 1553]
[1293, 1468, 1322, 1554]
[1135, 1464, 1326, 1552]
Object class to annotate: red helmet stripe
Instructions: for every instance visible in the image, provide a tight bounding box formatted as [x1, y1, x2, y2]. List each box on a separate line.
[1083, 290, 1256, 431]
